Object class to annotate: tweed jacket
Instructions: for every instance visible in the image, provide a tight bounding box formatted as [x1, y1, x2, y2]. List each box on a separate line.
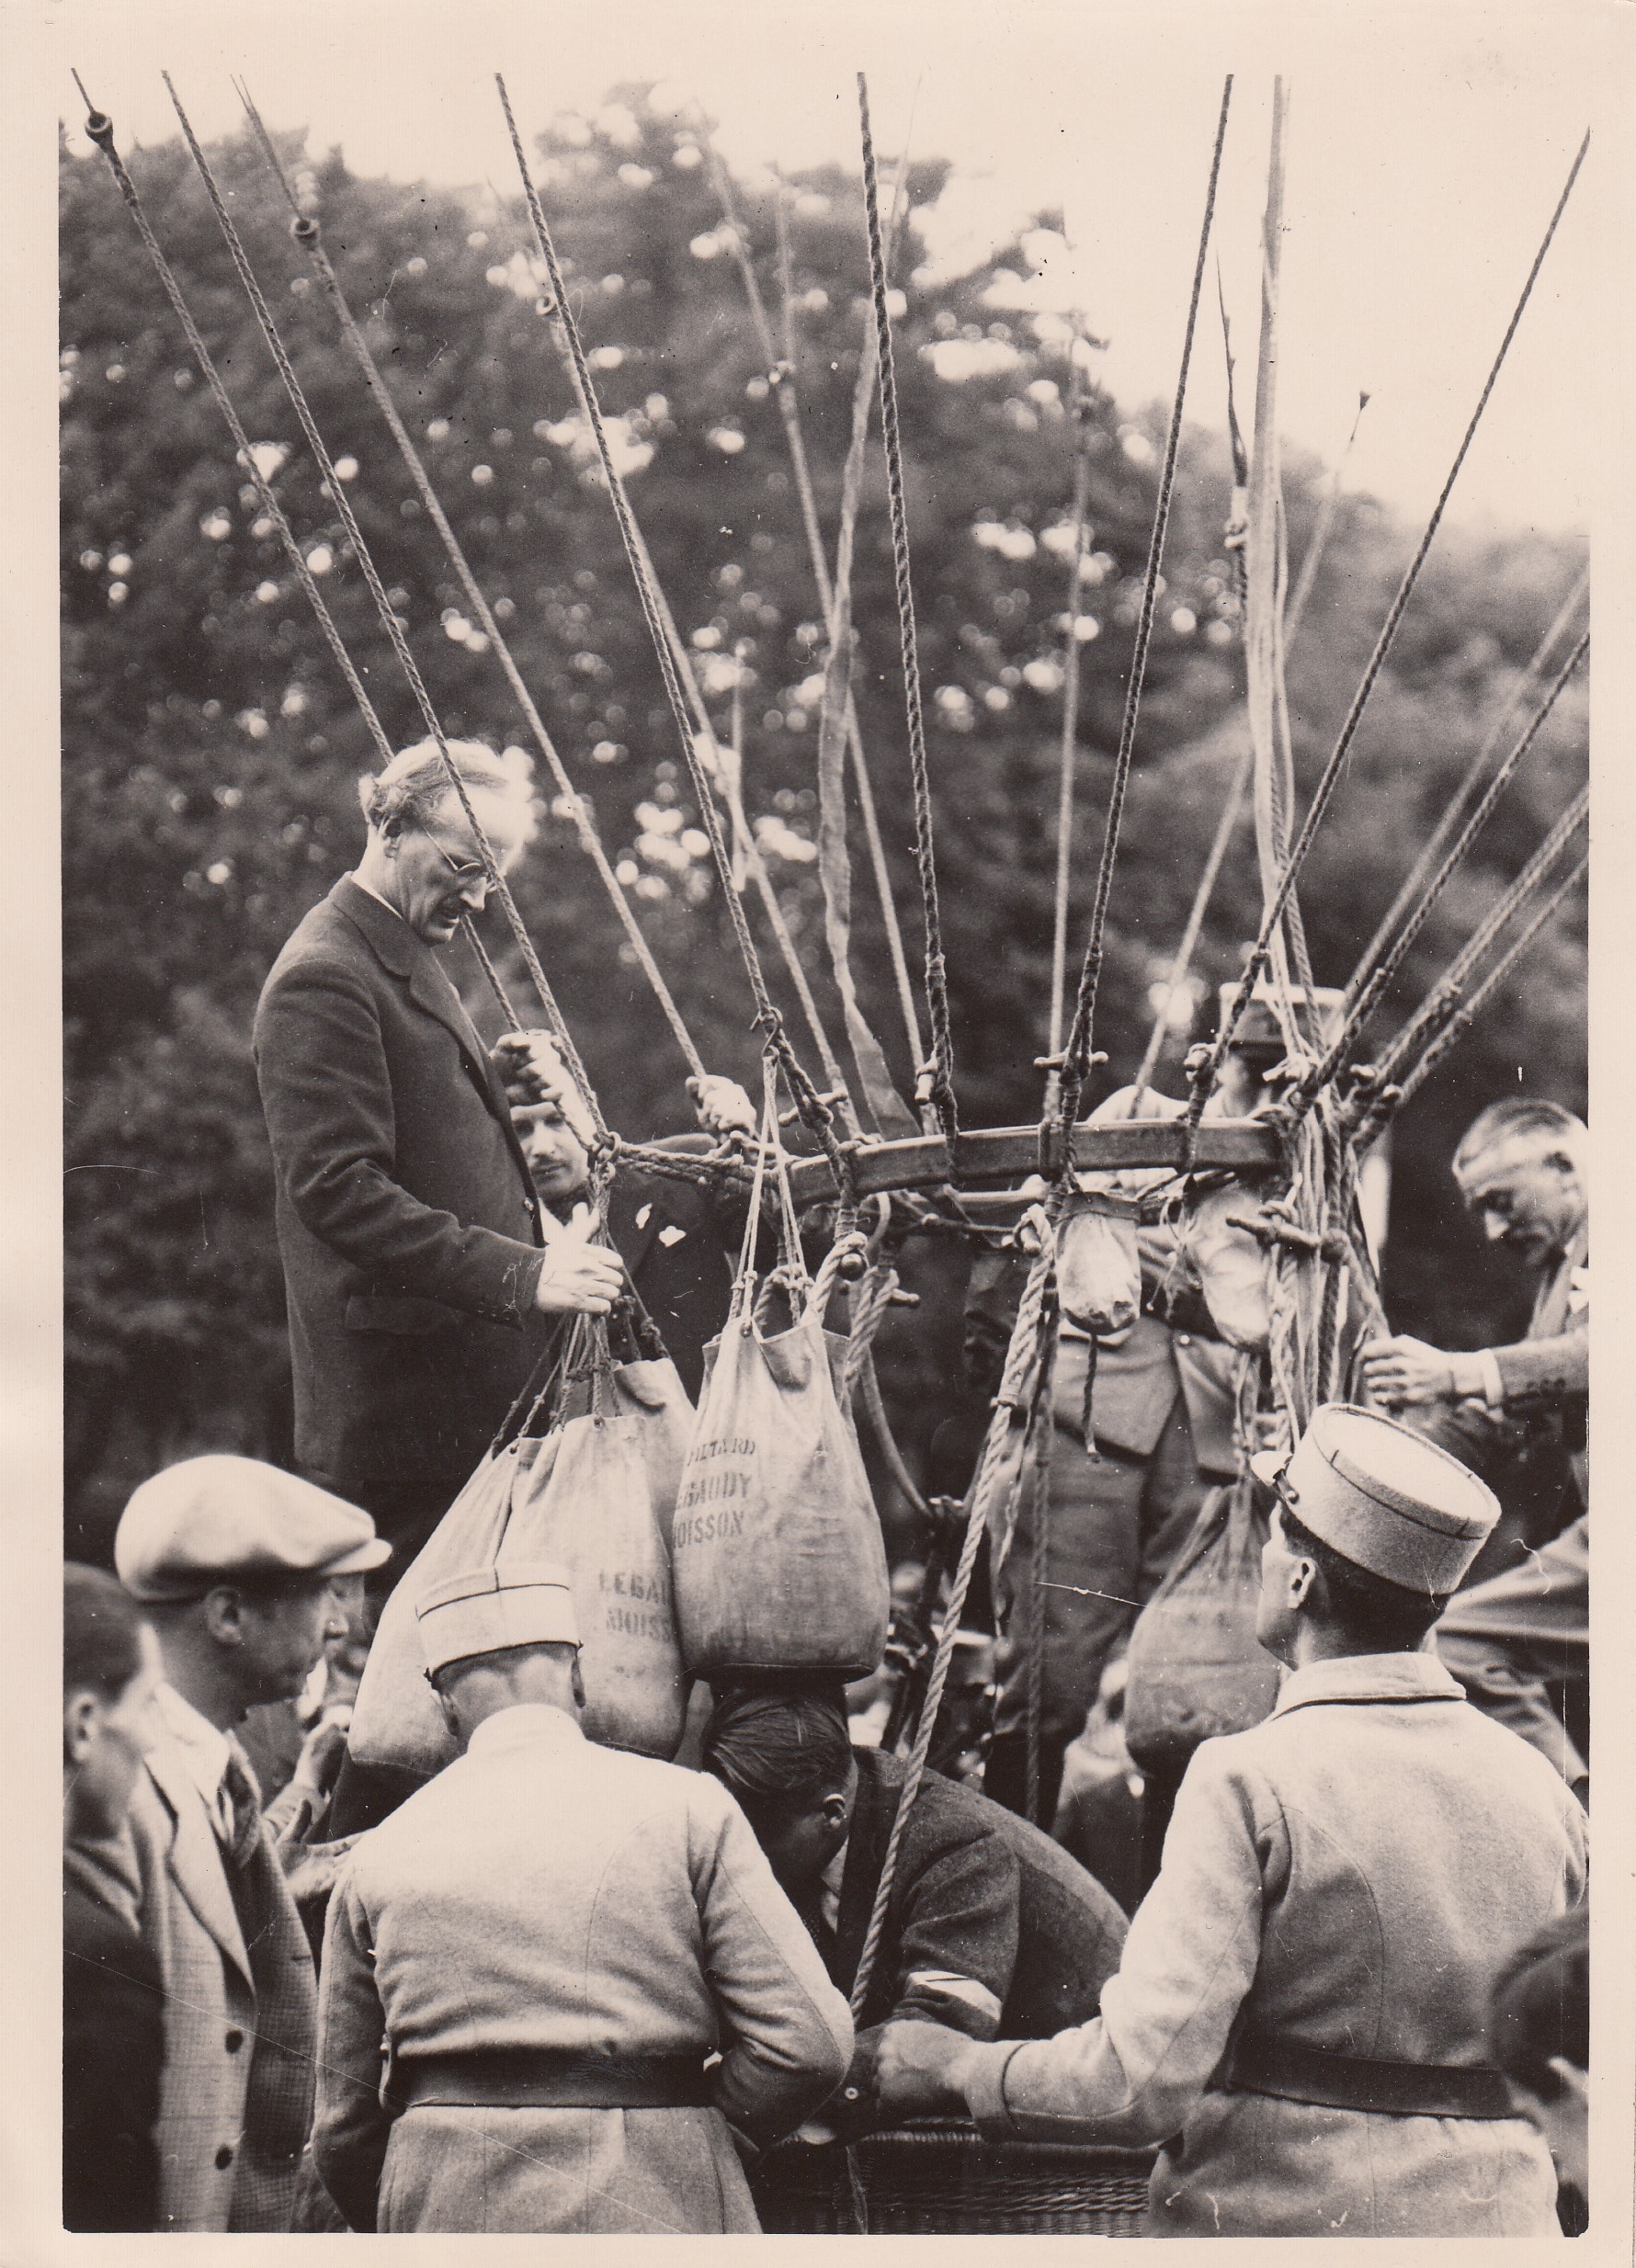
[253, 877, 548, 1537]
[1493, 1226, 1588, 1420]
[965, 1652, 1587, 2239]
[822, 1751, 1127, 2136]
[312, 1705, 853, 2234]
[84, 1738, 317, 2232]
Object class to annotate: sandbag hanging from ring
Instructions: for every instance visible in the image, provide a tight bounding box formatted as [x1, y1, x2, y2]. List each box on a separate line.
[671, 1070, 889, 1683]
[1121, 1470, 1280, 1775]
[503, 1310, 689, 1757]
[347, 1302, 691, 1773]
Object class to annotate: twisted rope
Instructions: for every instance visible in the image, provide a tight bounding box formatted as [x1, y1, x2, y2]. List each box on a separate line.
[849, 1242, 1059, 2018]
[621, 514, 861, 1133]
[1395, 850, 1586, 1108]
[1371, 784, 1588, 1097]
[1047, 347, 1095, 1069]
[1130, 365, 1366, 1103]
[496, 76, 856, 1205]
[164, 76, 609, 1144]
[857, 74, 958, 1150]
[1292, 630, 1588, 1110]
[1346, 561, 1588, 1012]
[234, 84, 710, 1086]
[74, 89, 394, 777]
[1052, 77, 1234, 1154]
[1190, 127, 1590, 1135]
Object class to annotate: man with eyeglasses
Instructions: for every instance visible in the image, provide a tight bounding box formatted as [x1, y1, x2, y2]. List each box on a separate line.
[254, 740, 625, 1599]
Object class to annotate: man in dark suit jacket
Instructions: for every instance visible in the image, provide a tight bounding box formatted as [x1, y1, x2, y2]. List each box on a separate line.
[702, 1688, 1128, 2142]
[253, 741, 623, 1571]
[63, 1565, 166, 2233]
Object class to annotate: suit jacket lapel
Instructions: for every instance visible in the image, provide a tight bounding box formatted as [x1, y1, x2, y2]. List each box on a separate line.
[144, 1745, 255, 1994]
[332, 877, 534, 1180]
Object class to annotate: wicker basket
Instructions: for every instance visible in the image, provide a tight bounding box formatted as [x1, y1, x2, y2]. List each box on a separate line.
[753, 2119, 1153, 2236]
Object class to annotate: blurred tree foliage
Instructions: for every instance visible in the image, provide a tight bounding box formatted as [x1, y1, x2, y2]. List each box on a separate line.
[61, 87, 1587, 1558]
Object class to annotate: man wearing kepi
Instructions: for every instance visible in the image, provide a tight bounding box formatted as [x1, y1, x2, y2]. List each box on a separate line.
[879, 1405, 1587, 2240]
[312, 1562, 853, 2234]
[253, 739, 624, 1576]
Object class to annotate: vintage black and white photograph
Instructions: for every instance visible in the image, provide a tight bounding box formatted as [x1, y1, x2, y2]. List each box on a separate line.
[29, 0, 1630, 2251]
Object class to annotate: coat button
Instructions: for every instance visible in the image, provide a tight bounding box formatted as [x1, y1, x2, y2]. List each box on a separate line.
[224, 2028, 244, 2053]
[842, 2087, 860, 2102]
[1176, 1332, 1191, 1346]
[215, 2146, 234, 2170]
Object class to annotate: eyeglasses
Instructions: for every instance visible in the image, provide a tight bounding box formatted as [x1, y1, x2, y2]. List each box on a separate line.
[421, 825, 490, 888]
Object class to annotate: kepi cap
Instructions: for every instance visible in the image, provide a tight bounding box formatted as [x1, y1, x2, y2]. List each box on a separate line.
[116, 1455, 390, 1603]
[417, 1561, 581, 1676]
[1219, 981, 1345, 1053]
[1251, 1403, 1498, 1594]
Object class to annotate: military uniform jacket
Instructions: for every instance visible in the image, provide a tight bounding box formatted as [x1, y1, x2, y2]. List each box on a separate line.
[253, 877, 548, 1534]
[85, 1741, 317, 2232]
[965, 1652, 1587, 2240]
[312, 1705, 853, 2234]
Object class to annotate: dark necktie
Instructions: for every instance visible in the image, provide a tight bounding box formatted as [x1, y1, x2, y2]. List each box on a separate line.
[221, 1743, 265, 1869]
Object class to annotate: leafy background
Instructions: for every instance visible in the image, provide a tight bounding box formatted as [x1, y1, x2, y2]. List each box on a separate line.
[61, 88, 1587, 1560]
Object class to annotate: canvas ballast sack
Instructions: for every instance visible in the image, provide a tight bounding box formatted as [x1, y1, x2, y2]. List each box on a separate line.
[1122, 1472, 1281, 1774]
[347, 1303, 690, 1776]
[671, 1081, 889, 1683]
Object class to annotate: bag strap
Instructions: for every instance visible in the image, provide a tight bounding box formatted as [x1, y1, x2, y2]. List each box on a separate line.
[733, 1056, 808, 1323]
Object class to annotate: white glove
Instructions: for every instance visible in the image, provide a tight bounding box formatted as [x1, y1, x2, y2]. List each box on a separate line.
[494, 1030, 598, 1149]
[687, 1073, 758, 1138]
[534, 1203, 625, 1315]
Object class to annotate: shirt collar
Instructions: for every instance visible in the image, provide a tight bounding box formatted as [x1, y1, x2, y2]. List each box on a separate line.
[347, 868, 407, 920]
[154, 1681, 234, 1810]
[817, 1837, 849, 1936]
[465, 1702, 585, 1759]
[1271, 1649, 1462, 1719]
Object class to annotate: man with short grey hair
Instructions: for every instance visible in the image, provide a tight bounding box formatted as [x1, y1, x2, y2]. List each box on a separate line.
[1361, 1097, 1588, 1789]
[254, 739, 624, 1585]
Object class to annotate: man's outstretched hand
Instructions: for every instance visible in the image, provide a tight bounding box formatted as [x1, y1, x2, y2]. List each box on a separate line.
[875, 2021, 982, 2117]
[533, 1203, 625, 1315]
[1360, 1334, 1486, 1410]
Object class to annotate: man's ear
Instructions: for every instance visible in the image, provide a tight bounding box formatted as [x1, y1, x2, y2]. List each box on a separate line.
[201, 1586, 248, 1648]
[1287, 1553, 1318, 1611]
[63, 1688, 101, 1765]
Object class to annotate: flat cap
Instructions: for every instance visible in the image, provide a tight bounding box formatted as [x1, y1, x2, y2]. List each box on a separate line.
[417, 1560, 581, 1676]
[116, 1455, 390, 1603]
[1252, 1402, 1498, 1594]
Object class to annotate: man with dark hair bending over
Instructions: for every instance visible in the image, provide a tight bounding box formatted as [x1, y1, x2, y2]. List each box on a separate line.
[878, 1405, 1587, 2240]
[701, 1686, 1127, 2140]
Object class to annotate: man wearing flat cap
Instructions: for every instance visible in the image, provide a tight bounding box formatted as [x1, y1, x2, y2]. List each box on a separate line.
[880, 1404, 1587, 2240]
[312, 1562, 854, 2234]
[86, 1456, 388, 2231]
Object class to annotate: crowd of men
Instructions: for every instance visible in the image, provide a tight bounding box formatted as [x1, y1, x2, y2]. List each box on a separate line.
[63, 742, 1592, 2239]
